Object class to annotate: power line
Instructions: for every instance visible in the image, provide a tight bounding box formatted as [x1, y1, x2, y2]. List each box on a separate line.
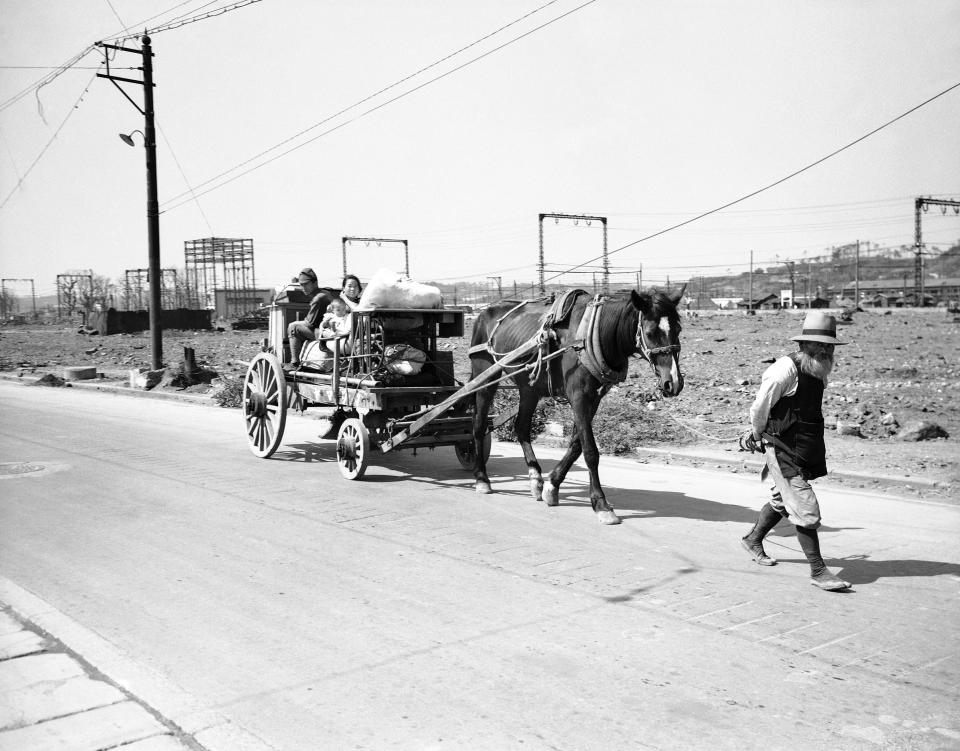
[0, 1, 246, 115]
[118, 0, 265, 39]
[160, 0, 598, 211]
[0, 65, 137, 70]
[539, 79, 960, 288]
[156, 120, 215, 234]
[103, 0, 126, 28]
[0, 69, 101, 211]
[159, 0, 566, 208]
[0, 46, 98, 113]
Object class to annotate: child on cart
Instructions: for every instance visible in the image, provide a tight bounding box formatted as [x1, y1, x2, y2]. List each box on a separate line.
[319, 298, 351, 354]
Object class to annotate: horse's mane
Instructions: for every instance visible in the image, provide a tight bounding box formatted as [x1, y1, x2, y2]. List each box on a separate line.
[649, 290, 681, 325]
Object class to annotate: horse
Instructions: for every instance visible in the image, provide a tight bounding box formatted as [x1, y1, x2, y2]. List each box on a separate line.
[467, 288, 684, 525]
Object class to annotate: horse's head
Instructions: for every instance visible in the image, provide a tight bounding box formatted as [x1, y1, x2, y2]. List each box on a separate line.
[630, 288, 684, 397]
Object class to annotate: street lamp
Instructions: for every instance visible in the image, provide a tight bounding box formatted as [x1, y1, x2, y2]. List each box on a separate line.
[118, 129, 144, 147]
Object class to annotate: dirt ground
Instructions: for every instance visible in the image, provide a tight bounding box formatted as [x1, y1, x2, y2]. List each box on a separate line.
[1, 307, 957, 498]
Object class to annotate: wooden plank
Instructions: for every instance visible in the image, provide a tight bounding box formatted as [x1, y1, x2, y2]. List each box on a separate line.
[0, 701, 165, 751]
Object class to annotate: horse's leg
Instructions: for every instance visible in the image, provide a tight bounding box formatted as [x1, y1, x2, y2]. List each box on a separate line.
[541, 394, 601, 507]
[472, 359, 498, 494]
[514, 384, 544, 501]
[571, 387, 619, 525]
[542, 427, 581, 507]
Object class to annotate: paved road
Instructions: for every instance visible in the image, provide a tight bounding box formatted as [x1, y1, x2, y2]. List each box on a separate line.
[0, 380, 958, 750]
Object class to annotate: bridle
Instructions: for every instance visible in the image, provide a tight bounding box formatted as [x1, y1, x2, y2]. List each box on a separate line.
[635, 315, 681, 373]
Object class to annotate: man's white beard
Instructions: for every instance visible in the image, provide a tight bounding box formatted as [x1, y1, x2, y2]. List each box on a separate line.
[798, 351, 834, 384]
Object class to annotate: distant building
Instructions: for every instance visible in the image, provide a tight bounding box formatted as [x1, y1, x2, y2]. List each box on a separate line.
[737, 293, 779, 310]
[213, 288, 274, 319]
[840, 277, 960, 307]
[710, 297, 743, 310]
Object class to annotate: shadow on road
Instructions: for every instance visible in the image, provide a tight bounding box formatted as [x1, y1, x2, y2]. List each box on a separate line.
[828, 555, 960, 584]
[267, 444, 861, 535]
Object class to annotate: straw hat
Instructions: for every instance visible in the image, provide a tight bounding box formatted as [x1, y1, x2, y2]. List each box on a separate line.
[791, 311, 848, 345]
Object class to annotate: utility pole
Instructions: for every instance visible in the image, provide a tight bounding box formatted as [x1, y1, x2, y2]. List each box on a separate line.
[783, 261, 796, 308]
[749, 250, 753, 311]
[538, 217, 545, 294]
[854, 239, 860, 308]
[342, 237, 409, 278]
[487, 276, 502, 301]
[538, 213, 608, 295]
[98, 35, 163, 369]
[914, 197, 960, 306]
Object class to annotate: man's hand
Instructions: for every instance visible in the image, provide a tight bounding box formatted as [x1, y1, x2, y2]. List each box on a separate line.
[738, 430, 762, 453]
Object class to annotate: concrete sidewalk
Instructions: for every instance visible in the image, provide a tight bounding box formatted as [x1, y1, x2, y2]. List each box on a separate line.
[0, 607, 195, 751]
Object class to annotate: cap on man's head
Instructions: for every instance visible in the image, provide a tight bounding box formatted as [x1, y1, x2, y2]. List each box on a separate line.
[295, 267, 317, 284]
[791, 310, 848, 345]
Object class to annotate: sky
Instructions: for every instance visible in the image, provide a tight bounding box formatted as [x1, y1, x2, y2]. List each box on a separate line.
[1, 0, 959, 301]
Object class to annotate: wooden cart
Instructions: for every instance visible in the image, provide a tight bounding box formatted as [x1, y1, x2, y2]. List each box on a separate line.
[242, 296, 500, 479]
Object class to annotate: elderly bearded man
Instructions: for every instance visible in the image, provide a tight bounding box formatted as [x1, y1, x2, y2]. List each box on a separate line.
[739, 311, 852, 592]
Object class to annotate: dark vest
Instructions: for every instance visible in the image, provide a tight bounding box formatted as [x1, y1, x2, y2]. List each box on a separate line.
[763, 353, 827, 480]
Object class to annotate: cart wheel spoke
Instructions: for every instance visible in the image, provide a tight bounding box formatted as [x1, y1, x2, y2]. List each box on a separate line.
[242, 353, 287, 458]
[336, 418, 369, 480]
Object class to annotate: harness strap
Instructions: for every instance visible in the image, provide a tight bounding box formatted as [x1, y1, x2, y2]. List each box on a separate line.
[574, 295, 628, 387]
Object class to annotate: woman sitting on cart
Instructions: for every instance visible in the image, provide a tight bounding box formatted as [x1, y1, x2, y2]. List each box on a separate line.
[340, 274, 362, 311]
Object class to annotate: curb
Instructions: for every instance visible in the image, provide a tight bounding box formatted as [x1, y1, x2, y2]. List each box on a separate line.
[631, 445, 941, 491]
[0, 371, 214, 407]
[0, 577, 275, 751]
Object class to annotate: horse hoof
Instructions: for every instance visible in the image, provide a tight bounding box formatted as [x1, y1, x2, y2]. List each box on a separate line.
[530, 477, 544, 502]
[597, 510, 622, 525]
[475, 481, 492, 495]
[542, 485, 559, 506]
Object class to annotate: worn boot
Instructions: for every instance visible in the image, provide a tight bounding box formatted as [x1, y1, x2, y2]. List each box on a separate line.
[741, 503, 783, 566]
[796, 526, 850, 591]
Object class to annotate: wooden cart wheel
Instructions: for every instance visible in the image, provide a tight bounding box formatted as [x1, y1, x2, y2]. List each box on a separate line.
[243, 352, 287, 458]
[454, 432, 491, 471]
[336, 417, 370, 480]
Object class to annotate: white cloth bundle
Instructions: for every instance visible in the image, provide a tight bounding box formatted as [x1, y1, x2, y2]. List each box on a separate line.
[357, 268, 442, 310]
[383, 343, 427, 375]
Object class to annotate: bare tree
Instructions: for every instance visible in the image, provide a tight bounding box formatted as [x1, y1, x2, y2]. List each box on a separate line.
[79, 274, 117, 311]
[0, 287, 16, 317]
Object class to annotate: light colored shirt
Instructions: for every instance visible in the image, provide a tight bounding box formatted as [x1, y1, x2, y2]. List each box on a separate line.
[320, 311, 349, 335]
[749, 355, 800, 439]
